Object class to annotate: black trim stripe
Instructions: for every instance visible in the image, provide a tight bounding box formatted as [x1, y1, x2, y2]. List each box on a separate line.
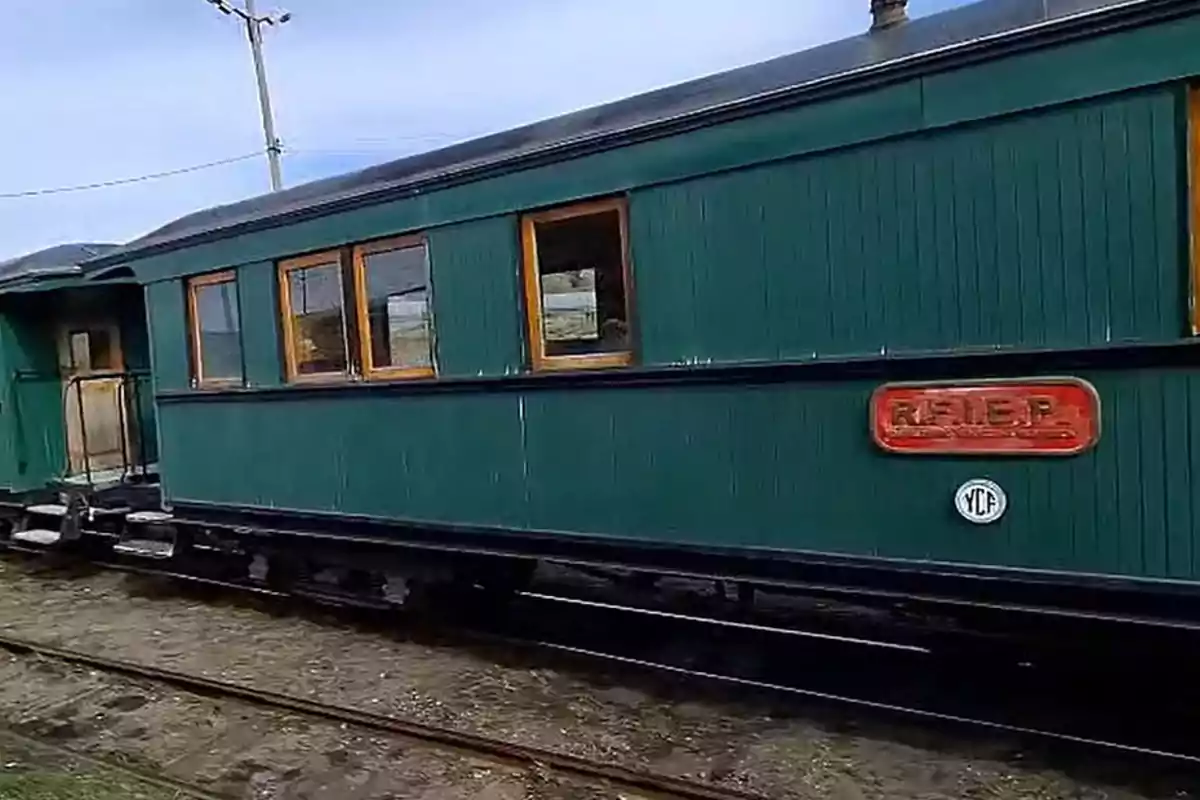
[156, 338, 1200, 403]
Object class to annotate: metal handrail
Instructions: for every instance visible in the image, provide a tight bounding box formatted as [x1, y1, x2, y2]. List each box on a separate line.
[45, 369, 152, 488]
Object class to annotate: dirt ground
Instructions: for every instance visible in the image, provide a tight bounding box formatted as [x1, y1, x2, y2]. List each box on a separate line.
[0, 560, 1191, 800]
[0, 650, 622, 799]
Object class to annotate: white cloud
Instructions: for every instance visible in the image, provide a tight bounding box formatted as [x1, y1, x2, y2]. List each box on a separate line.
[0, 0, 966, 260]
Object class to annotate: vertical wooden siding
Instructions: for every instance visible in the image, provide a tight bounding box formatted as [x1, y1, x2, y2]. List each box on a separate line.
[113, 288, 160, 467]
[633, 88, 1182, 366]
[0, 314, 64, 491]
[147, 280, 189, 393]
[157, 364, 1200, 581]
[1190, 84, 1200, 334]
[237, 262, 282, 388]
[428, 218, 525, 378]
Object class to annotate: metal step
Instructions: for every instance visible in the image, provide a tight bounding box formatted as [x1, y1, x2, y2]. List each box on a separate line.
[112, 539, 175, 559]
[126, 510, 174, 524]
[89, 506, 131, 518]
[12, 529, 61, 546]
[26, 504, 66, 517]
[27, 503, 128, 520]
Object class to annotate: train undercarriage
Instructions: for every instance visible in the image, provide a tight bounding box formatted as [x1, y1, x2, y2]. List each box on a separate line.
[1, 476, 1198, 670]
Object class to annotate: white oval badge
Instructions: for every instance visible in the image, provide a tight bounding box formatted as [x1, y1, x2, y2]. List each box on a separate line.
[954, 479, 1007, 524]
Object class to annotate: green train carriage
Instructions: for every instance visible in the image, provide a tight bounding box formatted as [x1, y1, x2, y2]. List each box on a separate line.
[74, 0, 1200, 629]
[0, 245, 157, 523]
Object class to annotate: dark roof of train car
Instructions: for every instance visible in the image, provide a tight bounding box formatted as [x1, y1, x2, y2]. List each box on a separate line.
[88, 0, 1174, 269]
[0, 242, 118, 285]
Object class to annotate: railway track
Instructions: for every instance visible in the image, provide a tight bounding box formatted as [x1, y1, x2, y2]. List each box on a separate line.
[495, 591, 1200, 767]
[0, 629, 770, 800]
[7, 553, 1200, 789]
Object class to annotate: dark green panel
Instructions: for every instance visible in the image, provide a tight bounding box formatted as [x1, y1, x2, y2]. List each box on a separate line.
[0, 318, 28, 489]
[146, 280, 189, 393]
[627, 192, 701, 365]
[922, 13, 1200, 126]
[9, 377, 65, 489]
[156, 363, 1200, 583]
[236, 261, 281, 388]
[0, 305, 66, 491]
[114, 288, 158, 466]
[159, 392, 528, 526]
[522, 392, 621, 537]
[630, 88, 1183, 365]
[428, 217, 524, 378]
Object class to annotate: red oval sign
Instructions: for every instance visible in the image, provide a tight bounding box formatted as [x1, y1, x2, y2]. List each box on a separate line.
[871, 378, 1100, 456]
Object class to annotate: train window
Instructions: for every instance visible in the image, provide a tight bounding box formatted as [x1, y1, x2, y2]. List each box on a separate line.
[279, 251, 351, 381]
[68, 330, 115, 373]
[352, 237, 435, 380]
[187, 271, 242, 386]
[520, 198, 633, 371]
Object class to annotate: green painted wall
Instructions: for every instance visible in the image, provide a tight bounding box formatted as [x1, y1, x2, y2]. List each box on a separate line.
[0, 311, 63, 492]
[156, 364, 1200, 581]
[146, 280, 189, 394]
[632, 87, 1183, 364]
[114, 287, 159, 468]
[428, 217, 525, 377]
[236, 262, 282, 388]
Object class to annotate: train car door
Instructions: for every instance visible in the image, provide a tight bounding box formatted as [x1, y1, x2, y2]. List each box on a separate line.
[58, 323, 130, 478]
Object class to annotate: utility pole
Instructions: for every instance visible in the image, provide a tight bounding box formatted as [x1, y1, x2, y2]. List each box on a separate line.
[204, 0, 290, 192]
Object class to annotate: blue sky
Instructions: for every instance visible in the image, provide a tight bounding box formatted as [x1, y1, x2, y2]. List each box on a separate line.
[0, 0, 970, 261]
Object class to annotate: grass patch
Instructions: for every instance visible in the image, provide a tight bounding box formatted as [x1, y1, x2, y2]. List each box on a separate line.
[0, 770, 178, 800]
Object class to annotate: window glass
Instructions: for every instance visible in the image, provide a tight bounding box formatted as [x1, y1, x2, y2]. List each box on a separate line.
[67, 329, 116, 373]
[361, 243, 433, 374]
[286, 259, 349, 377]
[193, 279, 242, 382]
[530, 207, 630, 360]
[68, 332, 91, 372]
[89, 329, 116, 372]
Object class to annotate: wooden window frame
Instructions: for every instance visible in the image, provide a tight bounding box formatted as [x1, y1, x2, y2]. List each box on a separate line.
[1190, 85, 1200, 335]
[278, 250, 353, 384]
[187, 270, 242, 388]
[520, 197, 635, 372]
[351, 234, 437, 381]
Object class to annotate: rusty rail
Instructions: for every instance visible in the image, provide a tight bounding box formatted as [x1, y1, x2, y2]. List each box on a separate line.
[0, 631, 770, 800]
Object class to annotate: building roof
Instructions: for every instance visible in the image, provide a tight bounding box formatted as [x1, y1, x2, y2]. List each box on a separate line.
[0, 243, 118, 285]
[89, 0, 1172, 268]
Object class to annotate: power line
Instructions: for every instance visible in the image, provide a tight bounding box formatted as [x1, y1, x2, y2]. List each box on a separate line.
[0, 153, 262, 200]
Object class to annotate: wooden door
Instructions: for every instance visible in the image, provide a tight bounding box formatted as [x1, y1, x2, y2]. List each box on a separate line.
[59, 324, 130, 477]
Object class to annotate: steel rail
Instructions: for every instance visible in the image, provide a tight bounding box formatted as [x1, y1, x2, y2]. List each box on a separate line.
[0, 630, 771, 800]
[517, 590, 930, 652]
[524, 640, 1200, 765]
